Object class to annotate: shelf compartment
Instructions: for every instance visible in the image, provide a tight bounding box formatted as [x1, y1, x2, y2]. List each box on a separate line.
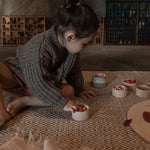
[1, 16, 45, 46]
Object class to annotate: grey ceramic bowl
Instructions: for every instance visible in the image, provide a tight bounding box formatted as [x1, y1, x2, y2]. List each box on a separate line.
[92, 73, 106, 88]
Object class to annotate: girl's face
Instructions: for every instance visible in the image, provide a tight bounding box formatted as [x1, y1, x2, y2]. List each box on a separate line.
[64, 33, 95, 54]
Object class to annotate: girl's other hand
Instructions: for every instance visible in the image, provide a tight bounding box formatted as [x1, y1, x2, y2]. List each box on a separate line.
[63, 100, 76, 113]
[79, 90, 96, 99]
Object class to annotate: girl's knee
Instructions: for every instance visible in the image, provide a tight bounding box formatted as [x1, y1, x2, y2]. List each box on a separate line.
[0, 62, 4, 82]
[0, 62, 5, 70]
[0, 62, 8, 79]
[67, 85, 75, 96]
[0, 63, 19, 88]
[61, 84, 75, 98]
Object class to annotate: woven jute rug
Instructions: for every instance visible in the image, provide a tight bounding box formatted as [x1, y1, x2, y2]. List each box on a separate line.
[1, 71, 150, 150]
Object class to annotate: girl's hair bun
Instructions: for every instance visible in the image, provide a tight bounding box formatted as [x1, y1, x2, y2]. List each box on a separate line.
[55, 0, 99, 39]
[65, 0, 80, 8]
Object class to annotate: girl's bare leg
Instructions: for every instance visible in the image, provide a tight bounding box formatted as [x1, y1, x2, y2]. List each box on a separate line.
[7, 84, 75, 117]
[0, 62, 20, 127]
[0, 83, 10, 127]
[60, 83, 75, 98]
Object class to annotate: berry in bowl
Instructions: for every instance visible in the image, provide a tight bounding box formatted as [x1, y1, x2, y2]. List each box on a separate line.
[123, 79, 136, 90]
[112, 85, 127, 98]
[72, 104, 90, 121]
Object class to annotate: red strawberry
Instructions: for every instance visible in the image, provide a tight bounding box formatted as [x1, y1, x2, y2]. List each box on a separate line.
[124, 119, 132, 126]
[124, 80, 136, 84]
[95, 74, 104, 78]
[78, 107, 83, 112]
[82, 107, 87, 112]
[132, 80, 136, 83]
[76, 104, 87, 112]
[125, 80, 132, 83]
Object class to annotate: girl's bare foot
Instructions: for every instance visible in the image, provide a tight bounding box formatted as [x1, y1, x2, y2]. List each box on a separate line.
[6, 98, 26, 117]
[0, 109, 10, 127]
[6, 95, 48, 118]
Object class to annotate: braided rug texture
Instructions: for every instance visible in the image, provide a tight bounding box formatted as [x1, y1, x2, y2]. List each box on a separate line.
[1, 71, 150, 150]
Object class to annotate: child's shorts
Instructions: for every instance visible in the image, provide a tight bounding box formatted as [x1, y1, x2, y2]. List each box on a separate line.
[3, 72, 33, 98]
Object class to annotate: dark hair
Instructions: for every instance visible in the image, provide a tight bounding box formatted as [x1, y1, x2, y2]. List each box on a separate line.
[54, 0, 99, 39]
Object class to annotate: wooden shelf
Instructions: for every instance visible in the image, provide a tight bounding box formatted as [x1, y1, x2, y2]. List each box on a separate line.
[105, 0, 150, 45]
[1, 16, 45, 46]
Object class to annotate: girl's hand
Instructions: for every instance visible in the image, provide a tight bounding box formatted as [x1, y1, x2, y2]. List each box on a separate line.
[79, 90, 96, 99]
[63, 100, 76, 113]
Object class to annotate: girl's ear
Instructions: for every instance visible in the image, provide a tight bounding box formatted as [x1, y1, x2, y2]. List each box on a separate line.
[65, 32, 76, 42]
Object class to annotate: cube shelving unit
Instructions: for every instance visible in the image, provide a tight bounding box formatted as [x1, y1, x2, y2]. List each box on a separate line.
[138, 1, 150, 44]
[105, 0, 137, 45]
[1, 16, 45, 46]
[105, 0, 150, 45]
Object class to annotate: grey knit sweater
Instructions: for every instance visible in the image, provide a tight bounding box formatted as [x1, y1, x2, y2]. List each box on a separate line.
[3, 26, 84, 109]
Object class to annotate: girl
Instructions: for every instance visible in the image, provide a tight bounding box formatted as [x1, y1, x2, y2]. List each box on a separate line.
[0, 0, 99, 127]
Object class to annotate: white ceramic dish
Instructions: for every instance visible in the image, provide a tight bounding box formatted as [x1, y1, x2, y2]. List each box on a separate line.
[122, 79, 136, 90]
[112, 85, 127, 98]
[72, 105, 90, 121]
[136, 84, 150, 98]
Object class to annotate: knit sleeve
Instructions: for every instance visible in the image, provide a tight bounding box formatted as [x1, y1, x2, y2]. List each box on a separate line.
[65, 54, 84, 96]
[17, 35, 68, 109]
[20, 58, 68, 109]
